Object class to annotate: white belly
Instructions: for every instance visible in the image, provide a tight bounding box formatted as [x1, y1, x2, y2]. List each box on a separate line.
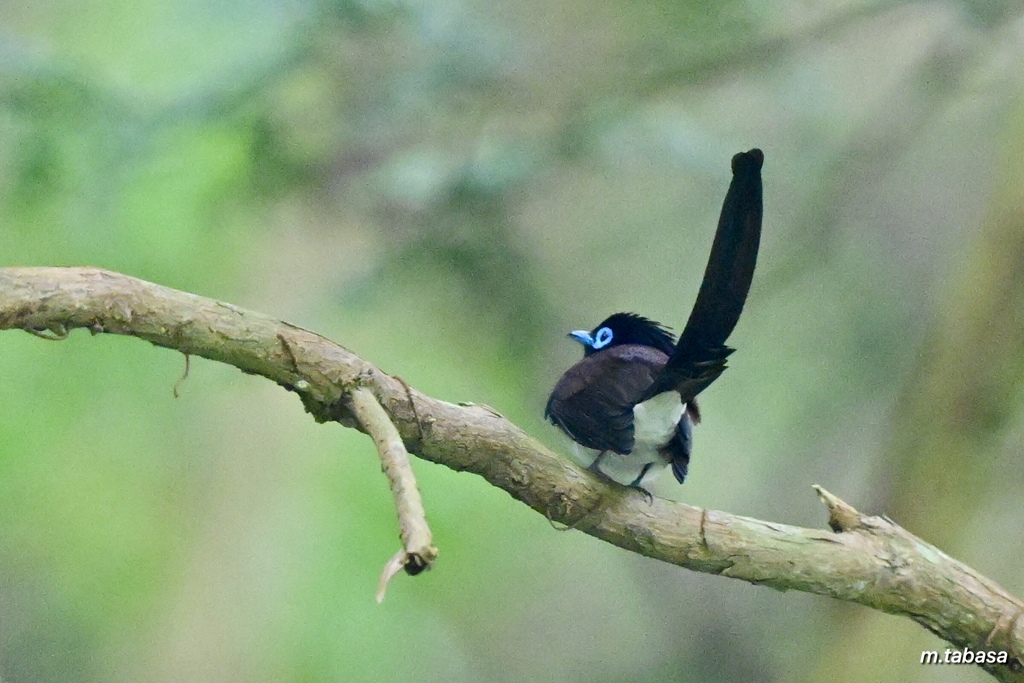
[566, 393, 686, 488]
[632, 392, 686, 447]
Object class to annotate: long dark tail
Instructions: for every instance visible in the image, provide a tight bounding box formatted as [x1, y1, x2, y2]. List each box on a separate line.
[647, 148, 764, 402]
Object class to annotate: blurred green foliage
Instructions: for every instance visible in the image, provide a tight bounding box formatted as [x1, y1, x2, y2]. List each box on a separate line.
[2, 1, 1024, 682]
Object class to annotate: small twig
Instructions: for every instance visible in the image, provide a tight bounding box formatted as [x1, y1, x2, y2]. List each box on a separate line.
[813, 484, 862, 532]
[173, 353, 191, 398]
[347, 386, 437, 602]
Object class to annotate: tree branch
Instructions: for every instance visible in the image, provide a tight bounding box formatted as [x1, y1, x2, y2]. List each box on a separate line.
[348, 386, 438, 601]
[1, 266, 1022, 681]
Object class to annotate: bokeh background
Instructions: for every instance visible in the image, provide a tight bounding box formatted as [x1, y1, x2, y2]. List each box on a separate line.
[2, 1, 1024, 682]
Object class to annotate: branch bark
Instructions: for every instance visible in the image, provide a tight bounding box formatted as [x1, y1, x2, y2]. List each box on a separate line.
[1, 266, 1022, 681]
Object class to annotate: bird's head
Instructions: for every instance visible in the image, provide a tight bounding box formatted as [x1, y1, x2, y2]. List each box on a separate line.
[569, 312, 676, 357]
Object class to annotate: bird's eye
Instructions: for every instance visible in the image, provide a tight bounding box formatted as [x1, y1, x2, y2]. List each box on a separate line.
[592, 327, 613, 349]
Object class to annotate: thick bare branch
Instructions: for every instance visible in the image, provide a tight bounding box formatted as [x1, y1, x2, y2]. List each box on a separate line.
[1, 266, 1022, 681]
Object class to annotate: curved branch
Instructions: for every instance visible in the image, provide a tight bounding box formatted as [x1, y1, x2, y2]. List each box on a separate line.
[1, 267, 1022, 681]
[347, 386, 438, 601]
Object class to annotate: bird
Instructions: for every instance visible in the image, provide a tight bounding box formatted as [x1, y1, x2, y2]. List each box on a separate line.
[545, 148, 763, 490]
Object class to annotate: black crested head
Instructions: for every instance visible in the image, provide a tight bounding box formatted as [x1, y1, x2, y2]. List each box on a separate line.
[569, 312, 676, 357]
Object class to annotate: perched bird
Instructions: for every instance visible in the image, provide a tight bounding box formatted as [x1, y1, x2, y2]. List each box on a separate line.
[545, 149, 764, 489]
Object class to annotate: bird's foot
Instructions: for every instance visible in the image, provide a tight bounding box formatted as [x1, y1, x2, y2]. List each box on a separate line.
[627, 484, 655, 505]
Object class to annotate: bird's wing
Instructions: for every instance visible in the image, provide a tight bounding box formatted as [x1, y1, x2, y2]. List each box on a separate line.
[545, 346, 667, 454]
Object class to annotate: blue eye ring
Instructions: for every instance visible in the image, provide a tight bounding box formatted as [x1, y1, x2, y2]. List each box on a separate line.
[592, 327, 613, 349]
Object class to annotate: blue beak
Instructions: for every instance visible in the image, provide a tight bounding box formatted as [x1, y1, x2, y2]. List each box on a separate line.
[569, 330, 594, 348]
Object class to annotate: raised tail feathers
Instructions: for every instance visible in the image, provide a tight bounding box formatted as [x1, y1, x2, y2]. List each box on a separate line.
[648, 148, 763, 402]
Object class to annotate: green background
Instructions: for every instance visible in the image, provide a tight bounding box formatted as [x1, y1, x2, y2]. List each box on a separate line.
[2, 2, 1023, 681]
